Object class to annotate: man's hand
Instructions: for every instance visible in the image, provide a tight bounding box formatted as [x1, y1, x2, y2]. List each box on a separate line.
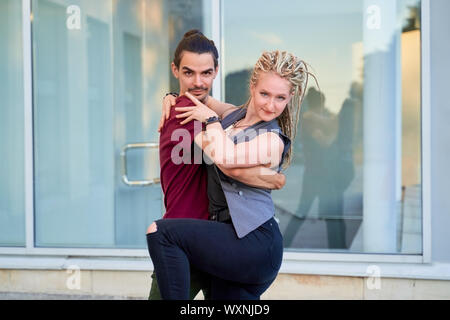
[218, 165, 286, 190]
[158, 94, 177, 132]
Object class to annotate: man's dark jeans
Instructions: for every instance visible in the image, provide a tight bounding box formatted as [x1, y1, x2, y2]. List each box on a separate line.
[148, 268, 211, 300]
[147, 218, 282, 300]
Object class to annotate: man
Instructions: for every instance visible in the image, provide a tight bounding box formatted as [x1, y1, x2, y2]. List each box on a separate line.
[149, 30, 285, 300]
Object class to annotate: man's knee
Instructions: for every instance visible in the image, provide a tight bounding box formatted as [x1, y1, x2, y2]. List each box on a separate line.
[147, 222, 158, 234]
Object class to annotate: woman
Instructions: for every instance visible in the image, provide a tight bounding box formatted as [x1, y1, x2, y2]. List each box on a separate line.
[147, 51, 310, 300]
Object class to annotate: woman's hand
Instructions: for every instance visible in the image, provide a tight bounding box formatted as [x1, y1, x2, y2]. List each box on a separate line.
[158, 94, 178, 132]
[176, 92, 218, 125]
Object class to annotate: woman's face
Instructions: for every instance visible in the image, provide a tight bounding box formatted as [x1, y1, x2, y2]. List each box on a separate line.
[250, 72, 292, 122]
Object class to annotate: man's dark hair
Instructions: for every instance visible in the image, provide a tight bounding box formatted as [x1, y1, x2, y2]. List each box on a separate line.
[173, 29, 219, 69]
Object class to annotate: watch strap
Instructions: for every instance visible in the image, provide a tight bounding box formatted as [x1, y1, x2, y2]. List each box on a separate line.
[205, 116, 220, 125]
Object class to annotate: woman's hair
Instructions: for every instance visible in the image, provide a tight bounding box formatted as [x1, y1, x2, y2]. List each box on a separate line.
[248, 50, 317, 168]
[173, 30, 219, 69]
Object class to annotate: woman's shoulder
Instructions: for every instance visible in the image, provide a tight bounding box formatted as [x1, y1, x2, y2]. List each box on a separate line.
[221, 105, 241, 120]
[221, 107, 246, 127]
[261, 120, 291, 153]
[261, 120, 289, 140]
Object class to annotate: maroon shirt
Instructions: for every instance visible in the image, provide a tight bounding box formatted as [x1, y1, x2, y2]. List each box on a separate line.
[159, 95, 209, 220]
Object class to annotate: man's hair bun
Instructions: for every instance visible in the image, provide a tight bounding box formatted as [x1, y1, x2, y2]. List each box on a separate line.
[173, 29, 218, 68]
[184, 29, 203, 38]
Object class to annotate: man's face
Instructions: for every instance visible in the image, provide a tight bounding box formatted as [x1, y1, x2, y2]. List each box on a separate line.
[171, 51, 218, 102]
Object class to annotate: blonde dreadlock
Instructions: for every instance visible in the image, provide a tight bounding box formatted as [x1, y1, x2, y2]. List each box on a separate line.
[247, 51, 318, 168]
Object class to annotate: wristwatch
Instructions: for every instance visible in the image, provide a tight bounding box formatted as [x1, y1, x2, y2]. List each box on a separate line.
[205, 116, 220, 126]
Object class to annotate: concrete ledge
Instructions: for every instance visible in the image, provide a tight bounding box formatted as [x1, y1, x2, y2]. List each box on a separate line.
[0, 269, 151, 298]
[262, 274, 450, 300]
[1, 269, 449, 300]
[1, 254, 450, 281]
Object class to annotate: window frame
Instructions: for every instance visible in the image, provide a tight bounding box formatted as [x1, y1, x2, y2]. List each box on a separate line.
[0, 0, 432, 273]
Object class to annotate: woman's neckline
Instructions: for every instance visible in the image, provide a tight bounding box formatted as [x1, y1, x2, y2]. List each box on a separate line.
[224, 108, 265, 137]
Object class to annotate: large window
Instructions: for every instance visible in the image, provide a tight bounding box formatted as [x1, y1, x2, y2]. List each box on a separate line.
[30, 0, 212, 249]
[0, 0, 210, 251]
[0, 0, 424, 258]
[0, 0, 26, 247]
[223, 0, 422, 254]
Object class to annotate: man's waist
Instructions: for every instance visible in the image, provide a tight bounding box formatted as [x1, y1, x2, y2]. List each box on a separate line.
[209, 207, 232, 223]
[163, 209, 209, 220]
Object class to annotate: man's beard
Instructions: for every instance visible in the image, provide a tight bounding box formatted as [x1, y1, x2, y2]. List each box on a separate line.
[188, 87, 209, 102]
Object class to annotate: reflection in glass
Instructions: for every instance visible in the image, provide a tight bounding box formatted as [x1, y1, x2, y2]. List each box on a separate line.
[168, 0, 211, 93]
[31, 0, 211, 248]
[0, 0, 26, 247]
[223, 0, 422, 254]
[31, 0, 159, 248]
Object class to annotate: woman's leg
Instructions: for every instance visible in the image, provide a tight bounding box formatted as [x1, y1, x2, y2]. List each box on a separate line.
[146, 218, 281, 300]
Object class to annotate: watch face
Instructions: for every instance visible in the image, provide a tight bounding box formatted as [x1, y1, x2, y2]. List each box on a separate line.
[206, 116, 219, 125]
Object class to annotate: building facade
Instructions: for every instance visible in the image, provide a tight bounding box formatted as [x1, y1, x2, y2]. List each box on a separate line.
[0, 0, 449, 299]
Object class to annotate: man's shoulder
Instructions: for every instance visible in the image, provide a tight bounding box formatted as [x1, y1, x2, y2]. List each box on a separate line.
[167, 95, 196, 126]
[160, 95, 200, 137]
[175, 95, 196, 107]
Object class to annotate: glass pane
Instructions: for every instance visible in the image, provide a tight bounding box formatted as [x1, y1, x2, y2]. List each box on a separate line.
[167, 0, 212, 92]
[0, 0, 26, 247]
[112, 0, 166, 248]
[223, 0, 422, 254]
[32, 0, 211, 248]
[33, 0, 115, 247]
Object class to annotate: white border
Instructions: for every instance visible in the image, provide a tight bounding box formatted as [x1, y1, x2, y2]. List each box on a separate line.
[0, 0, 435, 278]
[22, 0, 34, 252]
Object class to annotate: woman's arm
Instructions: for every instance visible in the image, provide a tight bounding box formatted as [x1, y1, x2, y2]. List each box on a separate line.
[158, 94, 238, 132]
[195, 126, 284, 169]
[219, 165, 286, 190]
[205, 96, 239, 119]
[158, 94, 178, 132]
[178, 92, 284, 170]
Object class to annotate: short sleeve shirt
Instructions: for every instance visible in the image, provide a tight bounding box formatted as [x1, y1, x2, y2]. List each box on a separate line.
[159, 95, 209, 220]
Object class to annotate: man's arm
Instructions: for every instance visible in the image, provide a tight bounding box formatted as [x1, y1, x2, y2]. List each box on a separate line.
[218, 165, 286, 190]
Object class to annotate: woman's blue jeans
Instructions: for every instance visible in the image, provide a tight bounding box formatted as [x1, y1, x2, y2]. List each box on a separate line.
[146, 217, 282, 300]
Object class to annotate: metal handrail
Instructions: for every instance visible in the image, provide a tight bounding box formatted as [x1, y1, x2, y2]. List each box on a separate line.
[120, 142, 160, 186]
